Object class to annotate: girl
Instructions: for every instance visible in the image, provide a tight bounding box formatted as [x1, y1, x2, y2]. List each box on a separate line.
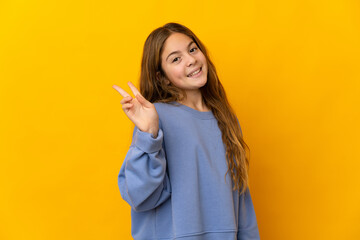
[113, 22, 260, 240]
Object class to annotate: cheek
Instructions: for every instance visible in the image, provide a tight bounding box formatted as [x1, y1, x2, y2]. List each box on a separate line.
[170, 67, 185, 78]
[163, 65, 178, 79]
[163, 68, 183, 85]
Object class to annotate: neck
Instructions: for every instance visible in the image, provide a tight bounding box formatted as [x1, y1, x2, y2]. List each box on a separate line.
[178, 90, 209, 112]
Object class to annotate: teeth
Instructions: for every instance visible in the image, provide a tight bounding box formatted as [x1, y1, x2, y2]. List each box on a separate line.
[188, 68, 201, 77]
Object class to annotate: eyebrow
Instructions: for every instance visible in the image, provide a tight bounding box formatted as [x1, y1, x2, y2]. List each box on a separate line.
[166, 41, 195, 61]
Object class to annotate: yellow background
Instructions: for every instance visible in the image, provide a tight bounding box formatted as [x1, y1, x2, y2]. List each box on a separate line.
[1, 0, 359, 239]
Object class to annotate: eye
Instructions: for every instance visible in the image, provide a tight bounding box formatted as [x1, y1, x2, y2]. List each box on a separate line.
[190, 47, 197, 53]
[172, 57, 180, 63]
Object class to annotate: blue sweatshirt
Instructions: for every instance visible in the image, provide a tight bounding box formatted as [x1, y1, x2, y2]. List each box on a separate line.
[118, 101, 260, 240]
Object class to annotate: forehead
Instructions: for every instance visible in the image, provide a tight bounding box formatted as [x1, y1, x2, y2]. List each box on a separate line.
[162, 33, 193, 55]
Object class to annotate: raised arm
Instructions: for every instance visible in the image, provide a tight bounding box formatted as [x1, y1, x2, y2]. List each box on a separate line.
[118, 123, 171, 212]
[113, 82, 171, 212]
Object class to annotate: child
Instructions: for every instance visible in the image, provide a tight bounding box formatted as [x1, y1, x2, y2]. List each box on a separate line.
[113, 22, 260, 240]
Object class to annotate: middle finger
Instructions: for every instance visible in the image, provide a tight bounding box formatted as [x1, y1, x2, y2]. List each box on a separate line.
[127, 81, 142, 97]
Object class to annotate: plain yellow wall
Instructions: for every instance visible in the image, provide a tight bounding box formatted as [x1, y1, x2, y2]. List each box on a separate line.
[1, 0, 359, 239]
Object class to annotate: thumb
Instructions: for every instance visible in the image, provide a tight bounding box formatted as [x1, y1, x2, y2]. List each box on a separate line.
[136, 94, 151, 107]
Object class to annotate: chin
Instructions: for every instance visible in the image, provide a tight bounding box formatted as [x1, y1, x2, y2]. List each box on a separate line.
[196, 78, 207, 89]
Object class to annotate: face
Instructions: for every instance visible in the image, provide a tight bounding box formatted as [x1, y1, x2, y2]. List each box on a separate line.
[160, 33, 208, 94]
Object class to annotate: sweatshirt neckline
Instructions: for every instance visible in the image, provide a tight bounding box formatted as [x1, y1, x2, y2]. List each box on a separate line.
[170, 101, 215, 120]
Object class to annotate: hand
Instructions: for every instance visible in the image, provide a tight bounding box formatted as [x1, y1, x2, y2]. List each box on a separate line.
[113, 81, 159, 138]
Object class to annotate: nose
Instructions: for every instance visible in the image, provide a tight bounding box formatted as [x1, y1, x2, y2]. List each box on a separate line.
[186, 54, 196, 67]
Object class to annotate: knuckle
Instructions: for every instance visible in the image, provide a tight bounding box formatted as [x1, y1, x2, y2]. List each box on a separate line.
[120, 97, 130, 104]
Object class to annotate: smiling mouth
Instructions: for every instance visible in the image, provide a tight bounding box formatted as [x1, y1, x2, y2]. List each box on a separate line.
[187, 67, 202, 77]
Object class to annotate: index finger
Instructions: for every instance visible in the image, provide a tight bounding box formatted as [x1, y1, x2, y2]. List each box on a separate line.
[112, 85, 131, 97]
[127, 81, 142, 97]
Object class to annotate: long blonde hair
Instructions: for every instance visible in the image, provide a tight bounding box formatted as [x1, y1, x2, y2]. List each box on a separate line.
[139, 22, 251, 195]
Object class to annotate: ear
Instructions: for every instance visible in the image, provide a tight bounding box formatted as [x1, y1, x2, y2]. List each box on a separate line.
[156, 71, 161, 81]
[157, 71, 170, 85]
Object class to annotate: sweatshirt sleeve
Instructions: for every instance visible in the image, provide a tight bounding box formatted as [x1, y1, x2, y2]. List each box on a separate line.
[117, 122, 171, 212]
[237, 188, 260, 240]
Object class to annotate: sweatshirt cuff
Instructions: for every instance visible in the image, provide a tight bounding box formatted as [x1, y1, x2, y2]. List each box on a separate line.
[133, 128, 163, 153]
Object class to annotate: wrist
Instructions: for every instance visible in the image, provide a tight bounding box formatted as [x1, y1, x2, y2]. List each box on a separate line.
[149, 127, 159, 138]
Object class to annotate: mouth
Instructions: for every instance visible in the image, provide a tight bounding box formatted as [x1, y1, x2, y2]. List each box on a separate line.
[187, 67, 202, 78]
